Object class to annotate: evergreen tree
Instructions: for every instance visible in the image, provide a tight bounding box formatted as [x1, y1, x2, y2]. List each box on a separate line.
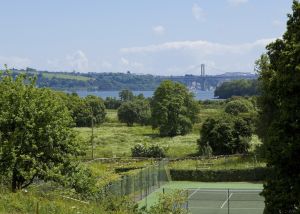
[257, 1, 300, 212]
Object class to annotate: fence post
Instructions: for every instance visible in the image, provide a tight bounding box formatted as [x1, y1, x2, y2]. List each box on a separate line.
[36, 201, 39, 214]
[140, 168, 143, 200]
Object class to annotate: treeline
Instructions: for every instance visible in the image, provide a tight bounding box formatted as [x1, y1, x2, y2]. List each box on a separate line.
[214, 79, 259, 99]
[12, 69, 162, 91]
[11, 68, 257, 92]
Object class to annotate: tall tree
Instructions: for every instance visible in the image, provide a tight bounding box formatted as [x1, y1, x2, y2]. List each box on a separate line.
[151, 80, 199, 137]
[257, 1, 300, 213]
[119, 89, 134, 102]
[0, 69, 81, 192]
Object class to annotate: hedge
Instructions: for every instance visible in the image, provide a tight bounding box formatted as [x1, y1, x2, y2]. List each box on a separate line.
[170, 167, 270, 182]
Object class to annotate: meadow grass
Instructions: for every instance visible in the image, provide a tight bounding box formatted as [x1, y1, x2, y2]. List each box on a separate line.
[42, 73, 92, 81]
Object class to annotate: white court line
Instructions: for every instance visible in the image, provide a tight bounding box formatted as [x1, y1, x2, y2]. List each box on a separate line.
[189, 207, 264, 210]
[188, 189, 200, 199]
[220, 193, 233, 208]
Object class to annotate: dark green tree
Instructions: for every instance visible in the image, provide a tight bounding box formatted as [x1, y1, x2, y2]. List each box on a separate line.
[257, 1, 300, 212]
[117, 100, 151, 126]
[224, 98, 253, 116]
[85, 95, 106, 125]
[119, 89, 134, 102]
[0, 70, 81, 192]
[198, 115, 252, 155]
[151, 81, 199, 137]
[214, 79, 258, 99]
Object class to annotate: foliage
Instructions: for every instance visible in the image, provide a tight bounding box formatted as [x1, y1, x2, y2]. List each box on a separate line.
[214, 79, 259, 99]
[63, 93, 106, 127]
[119, 89, 134, 102]
[118, 100, 151, 126]
[198, 114, 253, 155]
[151, 80, 199, 137]
[169, 155, 266, 170]
[0, 70, 81, 192]
[0, 187, 139, 214]
[170, 167, 269, 182]
[256, 1, 300, 213]
[85, 95, 106, 125]
[105, 97, 122, 109]
[224, 98, 253, 115]
[146, 191, 188, 214]
[131, 144, 166, 158]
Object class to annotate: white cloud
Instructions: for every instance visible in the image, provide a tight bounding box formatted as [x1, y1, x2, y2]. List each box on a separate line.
[227, 0, 248, 6]
[0, 56, 31, 69]
[66, 50, 89, 71]
[192, 4, 205, 22]
[120, 38, 276, 55]
[120, 57, 144, 71]
[152, 25, 165, 35]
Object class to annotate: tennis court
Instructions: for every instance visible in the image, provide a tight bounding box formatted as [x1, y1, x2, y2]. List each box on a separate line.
[139, 181, 264, 214]
[185, 188, 264, 214]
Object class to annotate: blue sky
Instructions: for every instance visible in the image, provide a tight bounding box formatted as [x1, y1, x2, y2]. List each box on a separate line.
[0, 0, 293, 75]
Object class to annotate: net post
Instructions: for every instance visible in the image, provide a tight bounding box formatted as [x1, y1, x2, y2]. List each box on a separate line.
[186, 189, 189, 211]
[227, 189, 230, 214]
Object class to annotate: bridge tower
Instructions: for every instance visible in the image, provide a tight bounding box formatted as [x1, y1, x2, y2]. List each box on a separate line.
[201, 64, 205, 76]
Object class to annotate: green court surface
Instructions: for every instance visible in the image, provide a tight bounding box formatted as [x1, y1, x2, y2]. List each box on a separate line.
[139, 181, 264, 214]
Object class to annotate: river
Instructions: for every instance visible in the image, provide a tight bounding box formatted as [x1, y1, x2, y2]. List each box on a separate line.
[70, 90, 216, 100]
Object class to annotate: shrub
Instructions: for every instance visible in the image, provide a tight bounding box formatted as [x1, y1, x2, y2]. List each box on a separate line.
[131, 144, 166, 158]
[146, 190, 188, 214]
[170, 167, 270, 182]
[118, 100, 151, 126]
[198, 114, 253, 155]
[224, 99, 253, 115]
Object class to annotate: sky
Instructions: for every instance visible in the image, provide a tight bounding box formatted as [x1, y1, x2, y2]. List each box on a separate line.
[0, 0, 293, 75]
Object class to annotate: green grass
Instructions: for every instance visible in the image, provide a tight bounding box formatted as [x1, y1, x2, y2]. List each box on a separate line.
[75, 110, 199, 158]
[42, 73, 92, 81]
[0, 188, 106, 214]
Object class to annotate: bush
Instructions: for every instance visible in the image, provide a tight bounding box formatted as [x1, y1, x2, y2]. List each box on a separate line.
[198, 114, 253, 155]
[146, 190, 188, 214]
[104, 97, 122, 109]
[131, 144, 166, 158]
[224, 99, 253, 115]
[170, 167, 270, 182]
[118, 100, 151, 126]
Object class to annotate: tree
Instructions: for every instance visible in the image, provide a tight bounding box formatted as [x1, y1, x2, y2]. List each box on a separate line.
[0, 70, 81, 192]
[119, 89, 134, 102]
[63, 94, 106, 127]
[256, 1, 300, 212]
[85, 95, 106, 125]
[224, 98, 253, 116]
[198, 115, 252, 155]
[151, 81, 199, 137]
[214, 79, 258, 99]
[117, 100, 151, 126]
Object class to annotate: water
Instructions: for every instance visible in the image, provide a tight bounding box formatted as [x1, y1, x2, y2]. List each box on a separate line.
[69, 90, 216, 100]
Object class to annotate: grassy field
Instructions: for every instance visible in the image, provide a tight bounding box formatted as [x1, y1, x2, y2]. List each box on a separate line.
[42, 72, 92, 81]
[75, 108, 261, 159]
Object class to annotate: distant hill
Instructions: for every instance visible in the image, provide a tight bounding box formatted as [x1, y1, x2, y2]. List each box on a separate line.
[9, 68, 257, 91]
